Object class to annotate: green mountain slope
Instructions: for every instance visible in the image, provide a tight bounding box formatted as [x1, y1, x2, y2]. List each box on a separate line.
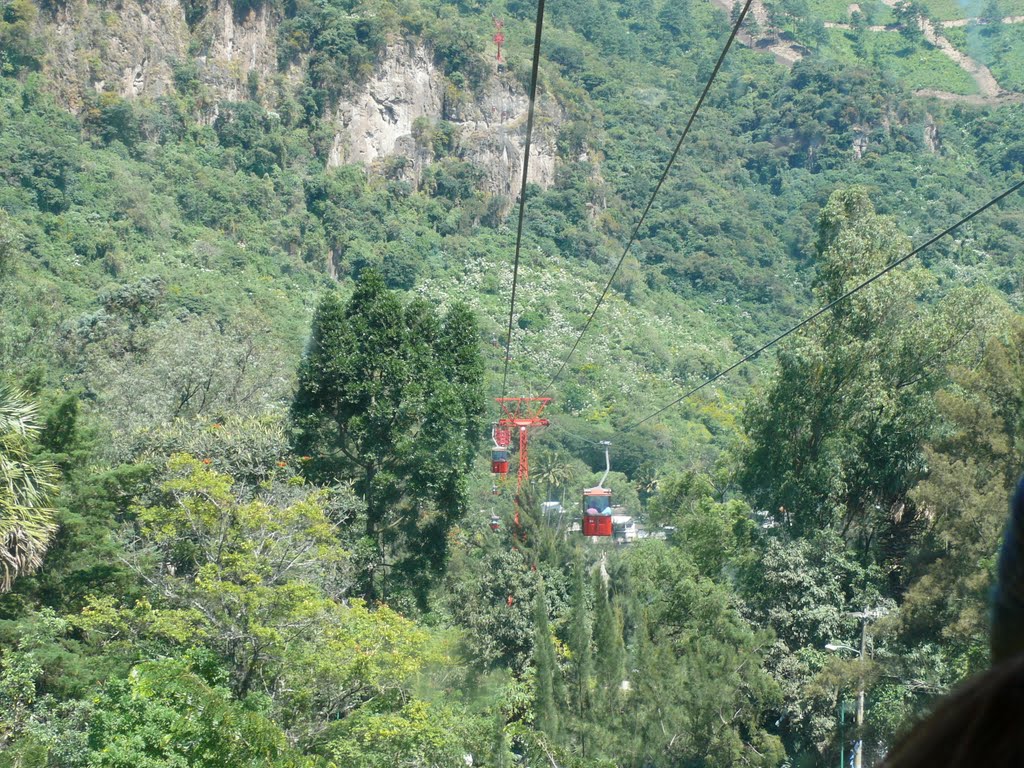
[4, 0, 1024, 766]
[3, 0, 1024, 451]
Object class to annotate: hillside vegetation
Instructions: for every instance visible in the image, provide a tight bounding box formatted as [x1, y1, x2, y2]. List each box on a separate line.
[2, 0, 1024, 765]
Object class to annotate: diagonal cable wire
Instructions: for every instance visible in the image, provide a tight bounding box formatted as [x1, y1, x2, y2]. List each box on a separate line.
[548, 420, 604, 445]
[626, 178, 1024, 430]
[501, 0, 547, 400]
[539, 0, 755, 397]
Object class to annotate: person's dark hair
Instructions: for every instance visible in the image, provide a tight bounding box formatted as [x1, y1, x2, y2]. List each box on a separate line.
[991, 475, 1024, 664]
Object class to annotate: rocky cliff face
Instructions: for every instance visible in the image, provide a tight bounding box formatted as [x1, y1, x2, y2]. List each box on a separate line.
[46, 0, 189, 109]
[202, 1, 281, 99]
[327, 40, 559, 195]
[44, 0, 298, 111]
[36, 0, 561, 197]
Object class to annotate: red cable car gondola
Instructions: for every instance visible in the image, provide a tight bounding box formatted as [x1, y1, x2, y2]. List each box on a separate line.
[491, 447, 510, 476]
[583, 488, 613, 536]
[491, 423, 511, 477]
[582, 441, 614, 537]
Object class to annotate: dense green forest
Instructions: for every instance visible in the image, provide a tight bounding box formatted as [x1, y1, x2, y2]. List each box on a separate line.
[2, 0, 1024, 764]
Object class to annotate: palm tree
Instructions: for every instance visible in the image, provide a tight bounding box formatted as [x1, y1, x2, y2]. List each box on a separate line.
[533, 450, 576, 504]
[0, 384, 58, 591]
[634, 463, 660, 514]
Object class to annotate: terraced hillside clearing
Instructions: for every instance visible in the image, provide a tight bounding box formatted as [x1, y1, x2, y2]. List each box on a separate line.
[715, 0, 1024, 103]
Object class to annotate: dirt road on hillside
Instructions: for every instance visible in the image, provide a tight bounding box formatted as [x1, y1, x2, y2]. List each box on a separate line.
[710, 0, 1021, 104]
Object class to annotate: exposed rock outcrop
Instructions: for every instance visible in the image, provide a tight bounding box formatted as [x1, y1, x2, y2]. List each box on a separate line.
[36, 1, 562, 196]
[46, 0, 189, 111]
[329, 42, 442, 168]
[199, 1, 285, 102]
[923, 113, 940, 154]
[328, 41, 560, 195]
[42, 0, 285, 110]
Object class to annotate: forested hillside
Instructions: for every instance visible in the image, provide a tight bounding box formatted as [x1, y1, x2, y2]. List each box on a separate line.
[2, 0, 1024, 764]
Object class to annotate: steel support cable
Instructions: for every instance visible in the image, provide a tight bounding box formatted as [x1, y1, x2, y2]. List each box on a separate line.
[548, 420, 604, 445]
[500, 0, 547, 400]
[539, 0, 756, 397]
[626, 178, 1024, 430]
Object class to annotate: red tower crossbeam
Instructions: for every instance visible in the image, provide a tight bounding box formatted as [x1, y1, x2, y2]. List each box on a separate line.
[496, 397, 550, 528]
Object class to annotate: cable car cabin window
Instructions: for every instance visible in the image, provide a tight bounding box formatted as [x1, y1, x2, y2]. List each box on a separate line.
[583, 492, 611, 513]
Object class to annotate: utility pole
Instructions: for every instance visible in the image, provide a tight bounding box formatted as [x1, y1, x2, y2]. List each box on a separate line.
[827, 606, 887, 768]
[855, 614, 866, 768]
[839, 698, 845, 768]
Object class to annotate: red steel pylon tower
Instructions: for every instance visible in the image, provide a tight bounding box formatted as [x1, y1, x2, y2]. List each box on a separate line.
[496, 397, 550, 530]
[493, 18, 505, 67]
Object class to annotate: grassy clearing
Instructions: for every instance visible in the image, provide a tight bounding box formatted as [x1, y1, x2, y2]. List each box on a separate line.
[943, 25, 970, 45]
[820, 28, 981, 92]
[919, 0, 983, 20]
[807, 0, 895, 22]
[945, 21, 1024, 90]
[990, 26, 1024, 92]
[807, 0, 864, 21]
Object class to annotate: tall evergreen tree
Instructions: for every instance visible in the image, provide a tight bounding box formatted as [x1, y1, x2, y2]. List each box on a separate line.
[490, 708, 513, 768]
[567, 555, 594, 756]
[533, 580, 559, 740]
[290, 270, 484, 603]
[593, 565, 625, 694]
[568, 555, 593, 709]
[741, 188, 992, 573]
[901, 315, 1024, 670]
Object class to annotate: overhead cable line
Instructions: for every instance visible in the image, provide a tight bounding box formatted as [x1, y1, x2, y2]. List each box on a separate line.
[626, 178, 1024, 430]
[548, 420, 605, 445]
[539, 0, 755, 397]
[501, 0, 547, 400]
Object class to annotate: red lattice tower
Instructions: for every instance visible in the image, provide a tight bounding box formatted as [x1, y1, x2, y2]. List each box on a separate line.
[493, 18, 505, 64]
[496, 397, 550, 530]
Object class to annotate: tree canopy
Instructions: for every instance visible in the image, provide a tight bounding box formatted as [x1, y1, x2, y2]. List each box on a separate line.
[291, 270, 484, 604]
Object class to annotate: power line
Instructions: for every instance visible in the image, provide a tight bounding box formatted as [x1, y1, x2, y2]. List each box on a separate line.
[626, 178, 1024, 430]
[501, 0, 547, 400]
[539, 0, 755, 397]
